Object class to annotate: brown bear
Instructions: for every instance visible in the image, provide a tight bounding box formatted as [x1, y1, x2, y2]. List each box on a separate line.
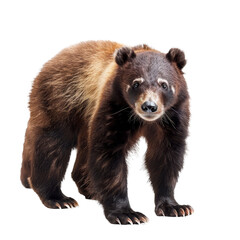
[21, 41, 193, 224]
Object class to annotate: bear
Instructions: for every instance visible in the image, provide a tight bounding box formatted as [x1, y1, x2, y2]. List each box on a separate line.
[20, 41, 193, 224]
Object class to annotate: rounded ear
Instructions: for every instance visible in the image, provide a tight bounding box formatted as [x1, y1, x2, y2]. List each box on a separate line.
[166, 48, 186, 70]
[115, 47, 136, 66]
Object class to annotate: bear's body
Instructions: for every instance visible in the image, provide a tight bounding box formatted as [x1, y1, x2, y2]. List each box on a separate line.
[21, 41, 193, 224]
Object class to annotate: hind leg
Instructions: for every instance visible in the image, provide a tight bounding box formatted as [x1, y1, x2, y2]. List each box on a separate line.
[72, 127, 95, 200]
[28, 125, 78, 209]
[21, 123, 34, 188]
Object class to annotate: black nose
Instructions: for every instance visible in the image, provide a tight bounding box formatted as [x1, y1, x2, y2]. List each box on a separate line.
[141, 101, 158, 113]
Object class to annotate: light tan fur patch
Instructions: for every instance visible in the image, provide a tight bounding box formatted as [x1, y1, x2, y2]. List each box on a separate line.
[27, 177, 33, 189]
[133, 77, 144, 84]
[157, 78, 169, 87]
[136, 90, 160, 109]
[134, 90, 164, 121]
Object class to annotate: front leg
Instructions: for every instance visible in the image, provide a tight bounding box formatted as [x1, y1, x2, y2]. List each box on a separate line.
[144, 114, 193, 217]
[88, 108, 148, 224]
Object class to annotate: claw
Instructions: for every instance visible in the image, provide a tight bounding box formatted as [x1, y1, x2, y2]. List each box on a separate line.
[127, 218, 133, 225]
[134, 218, 141, 225]
[63, 203, 69, 208]
[116, 218, 121, 225]
[172, 209, 178, 217]
[179, 208, 185, 217]
[189, 206, 194, 214]
[140, 216, 149, 223]
[64, 202, 72, 208]
[55, 202, 61, 209]
[157, 208, 165, 216]
[71, 199, 79, 207]
[185, 207, 190, 216]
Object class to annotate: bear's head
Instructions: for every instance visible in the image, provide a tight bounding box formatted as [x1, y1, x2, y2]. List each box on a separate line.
[114, 45, 188, 122]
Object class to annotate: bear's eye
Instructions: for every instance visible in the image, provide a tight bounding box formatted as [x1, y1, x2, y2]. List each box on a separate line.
[132, 82, 140, 89]
[161, 82, 168, 90]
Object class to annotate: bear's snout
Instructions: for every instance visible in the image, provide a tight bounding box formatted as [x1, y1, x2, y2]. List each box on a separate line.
[141, 101, 158, 113]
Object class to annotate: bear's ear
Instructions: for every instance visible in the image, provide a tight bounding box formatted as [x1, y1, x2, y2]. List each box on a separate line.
[166, 48, 186, 70]
[115, 47, 136, 66]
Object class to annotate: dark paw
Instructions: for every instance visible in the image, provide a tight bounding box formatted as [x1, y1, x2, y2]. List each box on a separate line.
[42, 197, 79, 209]
[155, 203, 194, 217]
[106, 210, 148, 225]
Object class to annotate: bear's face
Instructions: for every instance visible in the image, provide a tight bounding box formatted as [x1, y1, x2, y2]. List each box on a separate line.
[115, 47, 186, 122]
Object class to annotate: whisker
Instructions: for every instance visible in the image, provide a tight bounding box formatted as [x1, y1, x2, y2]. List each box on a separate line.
[110, 106, 130, 116]
[128, 111, 138, 124]
[128, 112, 134, 123]
[160, 117, 165, 128]
[170, 107, 179, 115]
[131, 113, 137, 124]
[165, 113, 176, 129]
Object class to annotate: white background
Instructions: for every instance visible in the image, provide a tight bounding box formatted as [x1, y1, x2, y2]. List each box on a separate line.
[1, 0, 239, 239]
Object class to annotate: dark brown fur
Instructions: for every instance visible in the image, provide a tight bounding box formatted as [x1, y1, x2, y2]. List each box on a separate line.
[21, 41, 193, 224]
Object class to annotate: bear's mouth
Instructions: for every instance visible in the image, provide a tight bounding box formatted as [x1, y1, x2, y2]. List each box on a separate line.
[135, 110, 165, 122]
[134, 101, 165, 122]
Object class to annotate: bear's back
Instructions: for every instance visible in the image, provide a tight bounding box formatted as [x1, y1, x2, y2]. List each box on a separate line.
[30, 41, 123, 123]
